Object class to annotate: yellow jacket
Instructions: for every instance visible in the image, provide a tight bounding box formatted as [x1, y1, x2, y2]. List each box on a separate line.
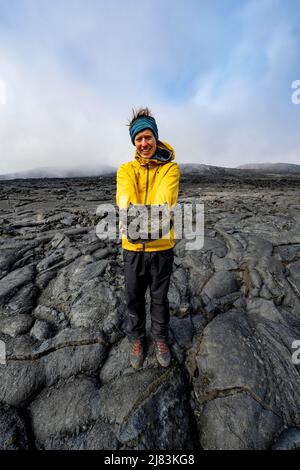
[116, 141, 180, 252]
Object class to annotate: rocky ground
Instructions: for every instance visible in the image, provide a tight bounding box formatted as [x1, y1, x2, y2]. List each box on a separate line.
[0, 170, 299, 450]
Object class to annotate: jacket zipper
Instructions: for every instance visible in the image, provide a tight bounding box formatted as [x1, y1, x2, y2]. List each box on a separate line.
[144, 163, 150, 205]
[142, 163, 150, 252]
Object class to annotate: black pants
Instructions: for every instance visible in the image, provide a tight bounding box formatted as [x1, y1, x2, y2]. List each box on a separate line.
[123, 248, 174, 341]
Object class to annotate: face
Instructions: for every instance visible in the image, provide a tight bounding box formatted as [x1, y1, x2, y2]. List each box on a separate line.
[134, 129, 157, 158]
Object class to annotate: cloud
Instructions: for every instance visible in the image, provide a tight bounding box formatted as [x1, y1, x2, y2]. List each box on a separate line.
[0, 0, 299, 174]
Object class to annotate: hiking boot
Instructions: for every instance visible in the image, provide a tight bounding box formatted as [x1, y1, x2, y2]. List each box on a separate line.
[130, 339, 144, 369]
[155, 340, 171, 368]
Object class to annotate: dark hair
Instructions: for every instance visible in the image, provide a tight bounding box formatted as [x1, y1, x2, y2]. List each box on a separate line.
[127, 107, 153, 129]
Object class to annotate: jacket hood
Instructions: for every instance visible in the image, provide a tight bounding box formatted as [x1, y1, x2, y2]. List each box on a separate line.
[134, 140, 175, 167]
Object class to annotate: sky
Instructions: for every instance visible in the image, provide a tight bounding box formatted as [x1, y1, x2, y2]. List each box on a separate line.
[0, 0, 300, 174]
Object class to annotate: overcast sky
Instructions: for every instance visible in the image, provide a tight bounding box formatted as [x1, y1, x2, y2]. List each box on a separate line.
[0, 0, 300, 174]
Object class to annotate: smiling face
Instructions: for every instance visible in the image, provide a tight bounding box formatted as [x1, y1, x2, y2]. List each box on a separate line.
[134, 129, 157, 159]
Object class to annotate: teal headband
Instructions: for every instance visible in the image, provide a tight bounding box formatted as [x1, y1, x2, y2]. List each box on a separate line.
[129, 116, 159, 145]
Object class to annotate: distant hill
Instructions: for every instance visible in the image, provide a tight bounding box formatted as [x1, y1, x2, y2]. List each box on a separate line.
[1, 163, 231, 180]
[179, 162, 300, 177]
[1, 162, 299, 181]
[237, 163, 300, 173]
[0, 164, 116, 180]
[178, 163, 248, 178]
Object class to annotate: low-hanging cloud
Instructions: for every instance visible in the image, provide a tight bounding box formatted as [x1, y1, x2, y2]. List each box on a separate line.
[0, 0, 299, 175]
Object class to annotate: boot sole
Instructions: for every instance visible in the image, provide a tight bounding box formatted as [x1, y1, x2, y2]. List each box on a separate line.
[156, 355, 171, 368]
[130, 356, 144, 369]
